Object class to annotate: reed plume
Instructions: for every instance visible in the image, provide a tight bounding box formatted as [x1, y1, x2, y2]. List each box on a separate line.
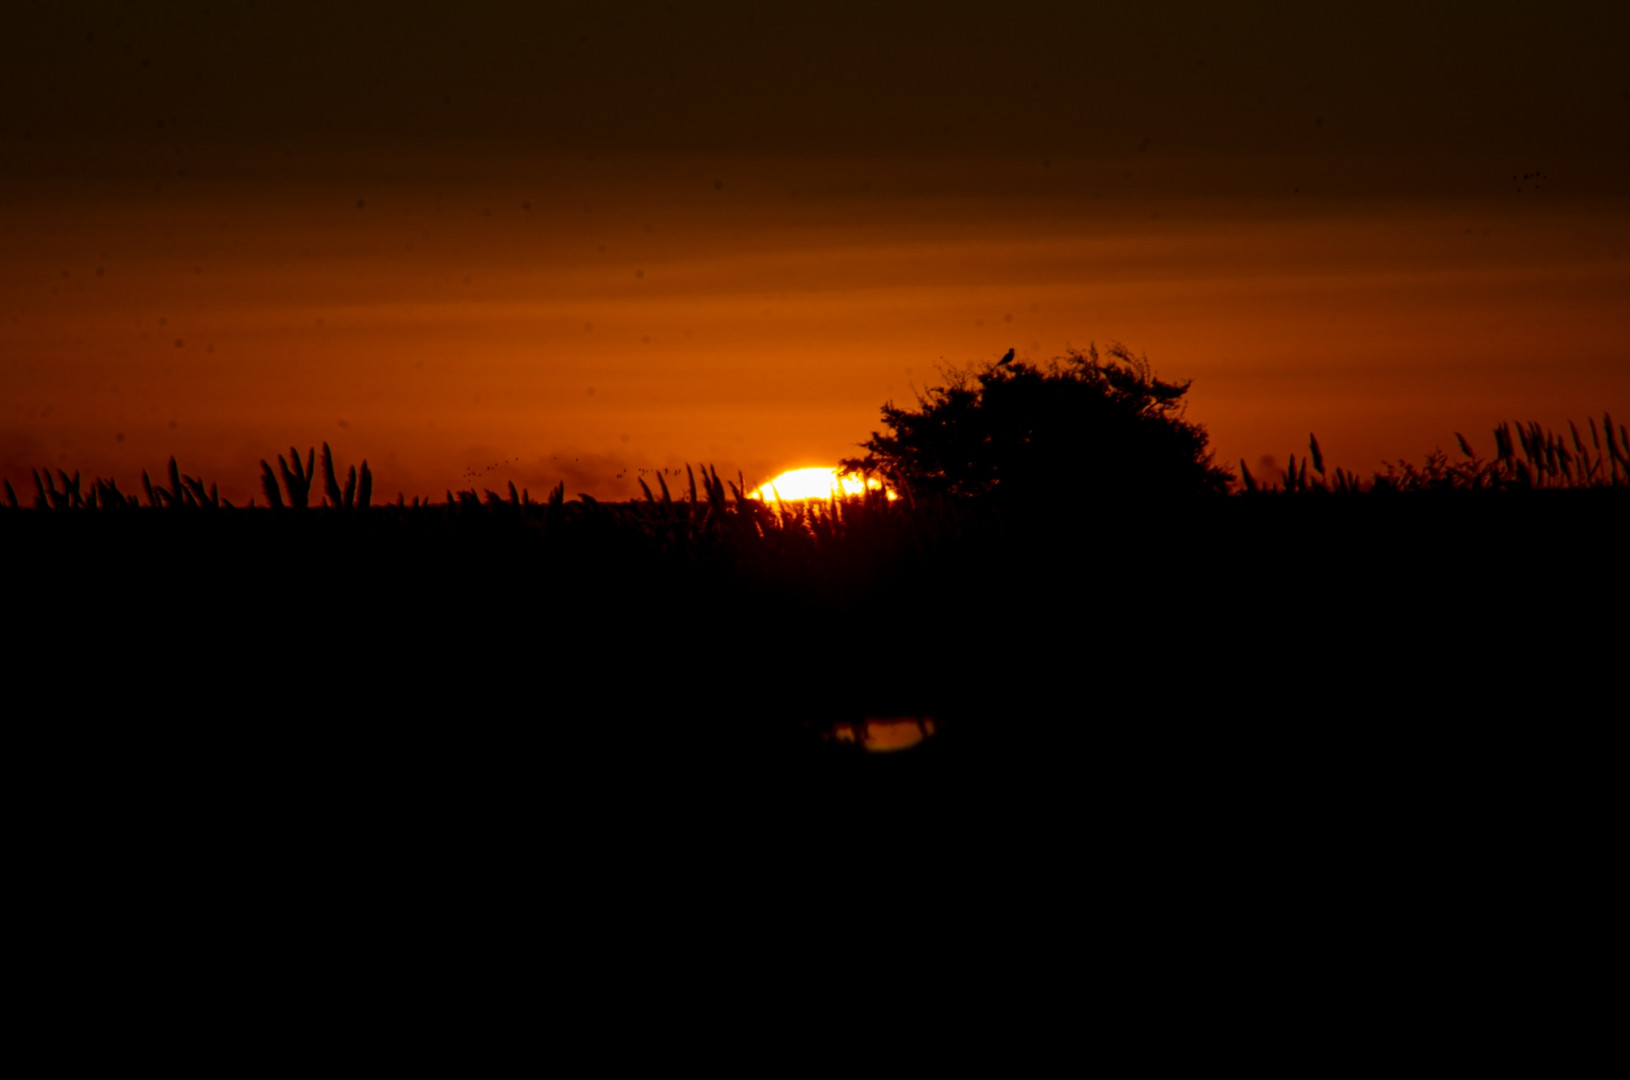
[277, 447, 314, 509]
[260, 461, 286, 509]
[322, 443, 344, 507]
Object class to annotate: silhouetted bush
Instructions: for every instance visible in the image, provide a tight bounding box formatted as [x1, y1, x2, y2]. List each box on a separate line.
[840, 344, 1233, 506]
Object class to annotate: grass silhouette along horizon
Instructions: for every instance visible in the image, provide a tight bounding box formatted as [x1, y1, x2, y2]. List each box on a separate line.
[6, 346, 1626, 786]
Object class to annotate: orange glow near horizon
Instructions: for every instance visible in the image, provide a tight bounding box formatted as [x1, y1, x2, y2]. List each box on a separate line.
[752, 467, 891, 504]
[831, 717, 938, 753]
[3, 158, 1627, 505]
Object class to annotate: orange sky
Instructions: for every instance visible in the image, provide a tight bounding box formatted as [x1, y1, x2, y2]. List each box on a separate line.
[3, 3, 1628, 503]
[5, 155, 1626, 503]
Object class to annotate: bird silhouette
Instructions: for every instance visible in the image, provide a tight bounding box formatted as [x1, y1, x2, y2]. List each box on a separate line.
[998, 348, 1015, 366]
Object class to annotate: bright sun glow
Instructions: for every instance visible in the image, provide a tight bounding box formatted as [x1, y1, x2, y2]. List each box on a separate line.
[751, 467, 892, 503]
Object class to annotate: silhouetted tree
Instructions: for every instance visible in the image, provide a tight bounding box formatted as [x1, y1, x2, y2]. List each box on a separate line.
[841, 344, 1232, 504]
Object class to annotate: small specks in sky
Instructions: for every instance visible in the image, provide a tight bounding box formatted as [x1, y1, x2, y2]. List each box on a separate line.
[635, 268, 644, 279]
[356, 198, 365, 209]
[713, 180, 723, 191]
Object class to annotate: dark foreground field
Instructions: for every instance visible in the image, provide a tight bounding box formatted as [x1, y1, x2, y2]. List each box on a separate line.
[8, 477, 1625, 1026]
[10, 482, 1624, 793]
[8, 481, 1622, 1064]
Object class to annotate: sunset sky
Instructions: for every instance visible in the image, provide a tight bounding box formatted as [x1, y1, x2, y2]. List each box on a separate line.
[4, 1, 1627, 502]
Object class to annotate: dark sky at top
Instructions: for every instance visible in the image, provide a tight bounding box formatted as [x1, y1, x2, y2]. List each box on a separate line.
[7, 0, 1628, 192]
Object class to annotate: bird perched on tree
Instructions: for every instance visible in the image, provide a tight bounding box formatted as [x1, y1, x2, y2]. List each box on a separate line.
[998, 347, 1015, 366]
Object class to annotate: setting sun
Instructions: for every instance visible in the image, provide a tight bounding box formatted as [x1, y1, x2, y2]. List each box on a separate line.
[751, 467, 890, 503]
